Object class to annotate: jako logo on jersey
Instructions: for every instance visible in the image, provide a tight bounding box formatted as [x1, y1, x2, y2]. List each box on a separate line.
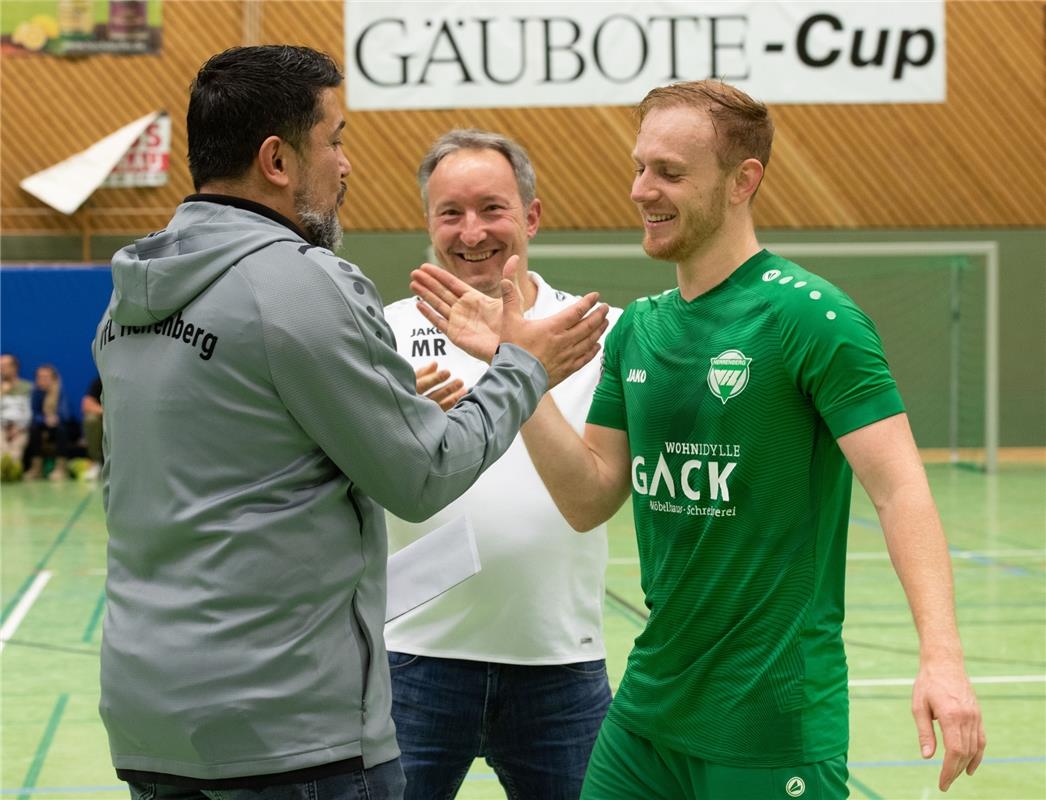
[626, 368, 647, 383]
[707, 349, 752, 404]
[785, 776, 806, 797]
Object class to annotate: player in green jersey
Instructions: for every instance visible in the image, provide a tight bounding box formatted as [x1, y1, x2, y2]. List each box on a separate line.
[408, 80, 985, 799]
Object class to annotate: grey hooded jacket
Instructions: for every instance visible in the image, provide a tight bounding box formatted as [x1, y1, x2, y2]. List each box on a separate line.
[93, 199, 547, 780]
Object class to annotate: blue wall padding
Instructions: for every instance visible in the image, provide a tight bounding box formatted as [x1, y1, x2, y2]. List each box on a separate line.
[1, 265, 114, 421]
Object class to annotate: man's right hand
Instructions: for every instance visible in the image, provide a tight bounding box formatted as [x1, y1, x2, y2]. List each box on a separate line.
[500, 278, 608, 389]
[410, 259, 608, 389]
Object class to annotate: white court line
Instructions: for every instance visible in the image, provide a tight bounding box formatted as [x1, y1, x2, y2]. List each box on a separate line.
[951, 549, 1045, 558]
[849, 549, 1045, 561]
[0, 570, 53, 653]
[851, 675, 1046, 687]
[609, 550, 1046, 565]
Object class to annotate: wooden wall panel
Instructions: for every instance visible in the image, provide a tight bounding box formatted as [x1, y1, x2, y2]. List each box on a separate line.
[1, 0, 245, 235]
[1, 0, 1043, 238]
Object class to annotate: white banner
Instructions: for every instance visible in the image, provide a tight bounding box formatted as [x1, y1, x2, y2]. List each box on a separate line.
[345, 0, 945, 110]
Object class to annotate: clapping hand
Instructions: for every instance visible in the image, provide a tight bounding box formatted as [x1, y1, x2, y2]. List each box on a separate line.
[410, 256, 608, 390]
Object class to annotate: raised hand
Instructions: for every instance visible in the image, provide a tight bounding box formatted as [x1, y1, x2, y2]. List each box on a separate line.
[502, 283, 607, 389]
[411, 262, 504, 362]
[410, 259, 609, 390]
[415, 361, 467, 412]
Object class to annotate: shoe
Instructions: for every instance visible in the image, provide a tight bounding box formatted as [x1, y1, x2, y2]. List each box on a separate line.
[48, 458, 68, 481]
[83, 462, 101, 481]
[24, 457, 44, 480]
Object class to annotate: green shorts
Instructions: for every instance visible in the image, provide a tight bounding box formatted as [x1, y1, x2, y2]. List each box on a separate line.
[581, 717, 849, 800]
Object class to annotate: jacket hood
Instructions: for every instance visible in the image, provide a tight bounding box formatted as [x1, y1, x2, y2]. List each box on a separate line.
[109, 200, 306, 325]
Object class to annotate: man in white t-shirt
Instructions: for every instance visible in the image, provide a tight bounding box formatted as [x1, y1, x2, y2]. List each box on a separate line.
[384, 129, 621, 799]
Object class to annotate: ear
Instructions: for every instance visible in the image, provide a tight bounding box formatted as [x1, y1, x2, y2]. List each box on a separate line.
[732, 158, 764, 205]
[257, 135, 294, 189]
[524, 198, 542, 239]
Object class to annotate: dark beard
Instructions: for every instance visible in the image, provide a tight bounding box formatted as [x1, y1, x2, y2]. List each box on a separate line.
[298, 207, 343, 252]
[294, 182, 344, 252]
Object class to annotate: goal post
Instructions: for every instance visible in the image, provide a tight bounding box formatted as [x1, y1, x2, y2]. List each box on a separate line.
[767, 242, 999, 474]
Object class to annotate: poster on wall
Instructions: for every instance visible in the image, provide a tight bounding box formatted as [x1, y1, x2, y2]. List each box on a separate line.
[20, 111, 167, 214]
[1, 0, 162, 57]
[101, 112, 170, 187]
[345, 0, 945, 109]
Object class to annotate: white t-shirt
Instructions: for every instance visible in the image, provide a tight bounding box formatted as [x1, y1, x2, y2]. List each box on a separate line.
[0, 392, 30, 430]
[384, 272, 622, 664]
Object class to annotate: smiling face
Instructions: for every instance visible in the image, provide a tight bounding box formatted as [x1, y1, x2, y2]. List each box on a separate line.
[292, 87, 351, 251]
[426, 148, 540, 298]
[630, 105, 732, 265]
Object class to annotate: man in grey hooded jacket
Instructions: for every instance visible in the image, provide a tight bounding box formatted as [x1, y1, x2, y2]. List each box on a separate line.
[93, 45, 607, 798]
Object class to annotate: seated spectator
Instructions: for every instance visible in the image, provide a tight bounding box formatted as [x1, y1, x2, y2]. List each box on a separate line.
[0, 354, 32, 467]
[82, 376, 103, 480]
[25, 364, 73, 481]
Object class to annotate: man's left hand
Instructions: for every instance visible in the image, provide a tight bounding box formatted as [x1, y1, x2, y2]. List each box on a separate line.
[912, 659, 986, 791]
[415, 362, 466, 411]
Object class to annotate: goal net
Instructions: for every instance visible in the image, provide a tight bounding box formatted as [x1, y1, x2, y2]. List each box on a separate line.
[770, 243, 999, 473]
[524, 240, 1000, 472]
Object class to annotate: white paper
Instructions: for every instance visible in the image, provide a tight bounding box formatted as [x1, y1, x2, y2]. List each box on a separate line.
[20, 111, 160, 214]
[386, 516, 481, 622]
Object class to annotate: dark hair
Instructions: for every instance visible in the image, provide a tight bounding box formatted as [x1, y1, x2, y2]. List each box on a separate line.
[417, 129, 537, 210]
[638, 80, 774, 171]
[187, 45, 343, 190]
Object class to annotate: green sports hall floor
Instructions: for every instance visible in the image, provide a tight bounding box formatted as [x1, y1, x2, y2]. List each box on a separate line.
[2, 461, 1043, 800]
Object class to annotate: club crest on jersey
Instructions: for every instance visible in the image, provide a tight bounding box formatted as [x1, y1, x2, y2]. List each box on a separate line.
[707, 350, 752, 404]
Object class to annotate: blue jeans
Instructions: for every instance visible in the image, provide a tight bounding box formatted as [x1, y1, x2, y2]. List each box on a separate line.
[126, 759, 406, 800]
[388, 652, 611, 800]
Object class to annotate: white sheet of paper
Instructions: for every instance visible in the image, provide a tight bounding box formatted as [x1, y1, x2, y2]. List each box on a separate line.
[386, 516, 480, 622]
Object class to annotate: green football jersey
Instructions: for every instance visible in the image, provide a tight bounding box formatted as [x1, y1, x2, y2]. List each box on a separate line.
[588, 249, 904, 766]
